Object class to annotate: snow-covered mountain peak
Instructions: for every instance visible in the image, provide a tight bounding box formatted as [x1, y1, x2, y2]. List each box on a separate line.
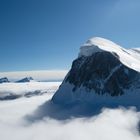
[0, 77, 9, 83]
[16, 77, 34, 83]
[79, 37, 123, 57]
[85, 37, 121, 49]
[79, 37, 140, 72]
[52, 37, 140, 106]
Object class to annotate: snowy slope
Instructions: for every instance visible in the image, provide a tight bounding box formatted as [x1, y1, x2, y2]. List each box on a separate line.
[79, 37, 140, 72]
[127, 48, 140, 62]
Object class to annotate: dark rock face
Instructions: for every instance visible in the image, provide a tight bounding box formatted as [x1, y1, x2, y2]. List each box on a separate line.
[16, 77, 33, 83]
[66, 52, 140, 96]
[0, 77, 9, 83]
[58, 51, 140, 97]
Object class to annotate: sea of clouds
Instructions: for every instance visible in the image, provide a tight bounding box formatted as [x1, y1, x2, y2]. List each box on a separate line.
[0, 92, 140, 140]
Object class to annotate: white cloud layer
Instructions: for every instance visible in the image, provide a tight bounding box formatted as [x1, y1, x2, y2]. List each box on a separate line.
[0, 94, 140, 140]
[0, 70, 68, 81]
[0, 82, 61, 98]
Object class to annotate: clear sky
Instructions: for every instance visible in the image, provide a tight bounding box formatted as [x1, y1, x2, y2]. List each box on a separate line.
[0, 0, 140, 72]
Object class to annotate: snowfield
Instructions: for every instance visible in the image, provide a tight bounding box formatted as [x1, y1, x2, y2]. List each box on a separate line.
[0, 82, 140, 140]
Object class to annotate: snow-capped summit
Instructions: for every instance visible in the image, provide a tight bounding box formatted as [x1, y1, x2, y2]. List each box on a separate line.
[52, 37, 140, 107]
[79, 37, 122, 57]
[0, 77, 9, 83]
[16, 77, 34, 83]
[79, 37, 140, 72]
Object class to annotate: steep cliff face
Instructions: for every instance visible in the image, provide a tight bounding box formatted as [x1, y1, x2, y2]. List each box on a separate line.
[66, 51, 139, 96]
[52, 37, 140, 106]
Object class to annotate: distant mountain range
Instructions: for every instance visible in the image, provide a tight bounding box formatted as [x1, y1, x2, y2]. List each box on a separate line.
[0, 77, 35, 83]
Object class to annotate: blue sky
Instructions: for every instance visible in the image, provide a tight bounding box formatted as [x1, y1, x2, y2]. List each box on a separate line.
[0, 0, 140, 72]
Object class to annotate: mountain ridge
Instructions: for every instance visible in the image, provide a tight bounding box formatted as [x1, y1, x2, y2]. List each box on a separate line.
[52, 37, 140, 107]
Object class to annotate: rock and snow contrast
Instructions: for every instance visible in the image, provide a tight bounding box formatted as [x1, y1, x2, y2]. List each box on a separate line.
[52, 37, 140, 108]
[16, 77, 34, 83]
[0, 77, 9, 83]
